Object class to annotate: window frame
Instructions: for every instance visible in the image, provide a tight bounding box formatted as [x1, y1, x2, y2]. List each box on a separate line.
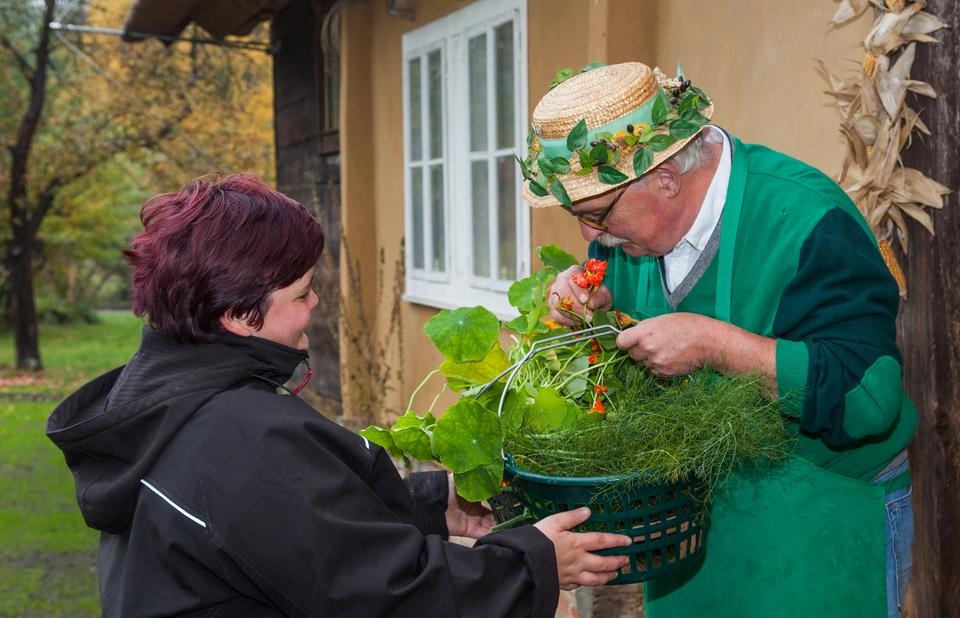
[401, 0, 529, 319]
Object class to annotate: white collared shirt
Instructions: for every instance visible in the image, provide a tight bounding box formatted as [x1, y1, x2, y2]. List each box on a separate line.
[662, 127, 731, 292]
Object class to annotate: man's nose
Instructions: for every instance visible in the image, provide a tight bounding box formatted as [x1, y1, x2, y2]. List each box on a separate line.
[579, 221, 603, 241]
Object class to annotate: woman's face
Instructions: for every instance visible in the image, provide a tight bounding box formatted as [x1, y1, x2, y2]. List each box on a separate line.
[251, 267, 318, 349]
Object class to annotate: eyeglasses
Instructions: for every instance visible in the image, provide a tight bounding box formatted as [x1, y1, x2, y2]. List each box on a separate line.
[569, 182, 632, 231]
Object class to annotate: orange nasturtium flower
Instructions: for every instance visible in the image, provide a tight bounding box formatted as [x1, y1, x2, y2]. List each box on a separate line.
[559, 296, 575, 310]
[543, 319, 562, 330]
[590, 398, 606, 414]
[593, 384, 608, 395]
[570, 258, 608, 289]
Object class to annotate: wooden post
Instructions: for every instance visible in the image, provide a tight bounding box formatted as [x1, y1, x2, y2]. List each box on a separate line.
[897, 0, 960, 614]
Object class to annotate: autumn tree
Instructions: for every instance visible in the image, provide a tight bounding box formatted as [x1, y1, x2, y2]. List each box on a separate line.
[1, 0, 274, 369]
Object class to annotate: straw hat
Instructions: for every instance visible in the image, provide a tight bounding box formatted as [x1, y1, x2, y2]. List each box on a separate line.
[520, 62, 714, 208]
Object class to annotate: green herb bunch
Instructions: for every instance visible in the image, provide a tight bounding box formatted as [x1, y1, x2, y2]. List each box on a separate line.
[360, 245, 789, 503]
[517, 64, 712, 208]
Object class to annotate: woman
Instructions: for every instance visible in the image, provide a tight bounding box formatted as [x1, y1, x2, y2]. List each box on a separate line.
[47, 173, 630, 617]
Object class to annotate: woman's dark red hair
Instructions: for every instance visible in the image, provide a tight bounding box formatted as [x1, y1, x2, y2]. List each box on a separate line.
[124, 173, 325, 342]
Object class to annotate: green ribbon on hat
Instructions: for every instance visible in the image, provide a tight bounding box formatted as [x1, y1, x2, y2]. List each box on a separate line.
[537, 89, 671, 161]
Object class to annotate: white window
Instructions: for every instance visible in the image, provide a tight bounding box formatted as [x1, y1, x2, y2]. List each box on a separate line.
[402, 0, 529, 318]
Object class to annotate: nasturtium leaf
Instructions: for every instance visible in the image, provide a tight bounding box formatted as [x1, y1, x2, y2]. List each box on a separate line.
[424, 306, 500, 363]
[499, 388, 528, 435]
[440, 344, 510, 389]
[550, 179, 572, 207]
[669, 120, 701, 139]
[528, 180, 548, 197]
[633, 148, 654, 177]
[508, 268, 554, 313]
[432, 398, 503, 473]
[358, 425, 402, 458]
[538, 245, 579, 272]
[647, 134, 678, 152]
[391, 411, 436, 461]
[453, 461, 504, 502]
[526, 387, 578, 432]
[562, 355, 590, 401]
[598, 165, 628, 185]
[566, 119, 588, 151]
[652, 95, 668, 125]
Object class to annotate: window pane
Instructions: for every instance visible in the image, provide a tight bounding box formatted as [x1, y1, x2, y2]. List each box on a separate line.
[471, 160, 490, 278]
[428, 50, 443, 159]
[494, 22, 514, 150]
[468, 34, 487, 152]
[430, 164, 445, 272]
[409, 58, 422, 162]
[412, 167, 424, 270]
[497, 155, 517, 280]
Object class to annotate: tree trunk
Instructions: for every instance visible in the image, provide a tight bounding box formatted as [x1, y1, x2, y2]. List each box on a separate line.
[4, 0, 54, 371]
[896, 0, 960, 614]
[7, 233, 41, 369]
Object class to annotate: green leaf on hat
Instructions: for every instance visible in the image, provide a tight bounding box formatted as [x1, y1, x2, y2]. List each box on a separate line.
[567, 119, 588, 151]
[590, 142, 609, 164]
[598, 165, 628, 185]
[647, 134, 678, 152]
[689, 86, 711, 109]
[669, 120, 701, 139]
[577, 150, 595, 174]
[528, 180, 548, 197]
[550, 157, 571, 174]
[516, 155, 534, 181]
[680, 109, 709, 126]
[537, 152, 556, 175]
[550, 179, 573, 207]
[551, 68, 575, 89]
[580, 61, 606, 72]
[633, 147, 654, 177]
[652, 95, 668, 126]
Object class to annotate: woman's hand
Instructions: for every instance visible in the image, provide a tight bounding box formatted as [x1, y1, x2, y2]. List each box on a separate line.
[444, 474, 496, 539]
[548, 265, 613, 326]
[534, 507, 632, 590]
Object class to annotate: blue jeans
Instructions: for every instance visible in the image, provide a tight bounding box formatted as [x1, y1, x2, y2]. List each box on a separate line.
[874, 455, 913, 618]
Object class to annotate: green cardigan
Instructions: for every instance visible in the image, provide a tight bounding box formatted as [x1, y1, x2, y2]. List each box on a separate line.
[589, 135, 916, 485]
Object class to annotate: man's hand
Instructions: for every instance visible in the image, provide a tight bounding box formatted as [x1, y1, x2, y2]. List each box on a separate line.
[615, 313, 778, 391]
[548, 265, 613, 326]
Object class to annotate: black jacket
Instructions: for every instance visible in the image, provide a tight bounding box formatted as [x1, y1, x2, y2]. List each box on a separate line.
[47, 328, 558, 617]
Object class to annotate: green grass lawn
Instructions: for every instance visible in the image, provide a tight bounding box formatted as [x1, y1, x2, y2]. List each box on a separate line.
[0, 312, 144, 617]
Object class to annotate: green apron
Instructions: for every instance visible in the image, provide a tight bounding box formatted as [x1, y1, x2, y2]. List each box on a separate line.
[643, 139, 887, 617]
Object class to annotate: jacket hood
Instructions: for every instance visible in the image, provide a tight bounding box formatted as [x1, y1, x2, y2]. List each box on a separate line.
[46, 327, 308, 533]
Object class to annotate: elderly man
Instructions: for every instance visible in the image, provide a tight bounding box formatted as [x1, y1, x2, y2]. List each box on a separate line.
[524, 62, 916, 618]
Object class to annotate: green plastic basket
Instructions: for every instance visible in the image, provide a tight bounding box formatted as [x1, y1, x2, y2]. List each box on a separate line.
[491, 461, 708, 585]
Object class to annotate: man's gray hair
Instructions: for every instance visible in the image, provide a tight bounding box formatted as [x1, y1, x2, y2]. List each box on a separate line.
[667, 126, 723, 175]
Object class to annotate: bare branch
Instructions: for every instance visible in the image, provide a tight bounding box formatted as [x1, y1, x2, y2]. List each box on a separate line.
[0, 33, 34, 82]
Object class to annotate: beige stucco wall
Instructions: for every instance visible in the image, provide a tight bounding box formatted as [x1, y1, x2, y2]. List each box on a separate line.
[340, 0, 872, 423]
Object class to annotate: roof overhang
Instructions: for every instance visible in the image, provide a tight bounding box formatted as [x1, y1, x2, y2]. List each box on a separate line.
[122, 0, 290, 41]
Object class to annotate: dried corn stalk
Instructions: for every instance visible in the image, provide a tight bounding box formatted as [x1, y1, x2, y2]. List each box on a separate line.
[817, 0, 950, 296]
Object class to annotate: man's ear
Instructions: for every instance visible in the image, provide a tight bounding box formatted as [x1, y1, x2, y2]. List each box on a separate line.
[655, 166, 682, 198]
[219, 312, 254, 337]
